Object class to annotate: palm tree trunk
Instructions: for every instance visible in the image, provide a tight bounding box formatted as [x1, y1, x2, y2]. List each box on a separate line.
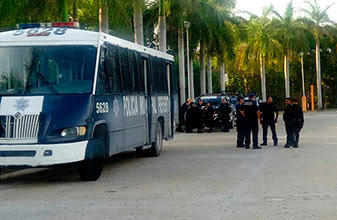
[186, 28, 191, 99]
[73, 0, 79, 22]
[158, 0, 166, 52]
[200, 41, 206, 95]
[220, 61, 225, 92]
[207, 56, 213, 94]
[61, 0, 68, 22]
[99, 0, 109, 33]
[178, 27, 185, 104]
[284, 52, 290, 98]
[260, 55, 266, 102]
[190, 57, 195, 99]
[316, 40, 323, 109]
[134, 5, 144, 45]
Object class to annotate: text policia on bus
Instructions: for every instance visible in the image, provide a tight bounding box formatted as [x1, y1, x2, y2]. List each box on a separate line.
[0, 23, 178, 181]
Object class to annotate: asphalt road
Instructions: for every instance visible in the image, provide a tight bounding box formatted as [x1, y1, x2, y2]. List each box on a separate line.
[1, 111, 337, 220]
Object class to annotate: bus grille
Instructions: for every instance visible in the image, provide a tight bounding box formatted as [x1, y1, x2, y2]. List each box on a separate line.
[0, 114, 40, 140]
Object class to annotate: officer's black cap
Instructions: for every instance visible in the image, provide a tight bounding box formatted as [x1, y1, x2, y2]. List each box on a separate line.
[248, 93, 256, 98]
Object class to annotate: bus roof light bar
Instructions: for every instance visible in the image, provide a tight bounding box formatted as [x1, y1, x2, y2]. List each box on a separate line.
[17, 22, 79, 29]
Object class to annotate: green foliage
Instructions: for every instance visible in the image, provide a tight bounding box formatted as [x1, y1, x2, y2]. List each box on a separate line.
[1, 0, 337, 107]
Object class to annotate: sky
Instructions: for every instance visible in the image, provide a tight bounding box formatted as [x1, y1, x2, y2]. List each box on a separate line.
[235, 0, 337, 22]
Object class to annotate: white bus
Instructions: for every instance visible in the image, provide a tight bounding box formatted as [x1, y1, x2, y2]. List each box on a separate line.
[0, 23, 178, 181]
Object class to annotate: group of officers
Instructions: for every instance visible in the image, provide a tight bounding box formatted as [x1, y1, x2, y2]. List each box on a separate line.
[177, 93, 304, 149]
[176, 98, 233, 133]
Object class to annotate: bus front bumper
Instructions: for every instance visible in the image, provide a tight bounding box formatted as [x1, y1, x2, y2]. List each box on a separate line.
[0, 141, 88, 167]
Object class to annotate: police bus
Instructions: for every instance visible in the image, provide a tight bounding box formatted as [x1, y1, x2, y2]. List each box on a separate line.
[0, 22, 178, 181]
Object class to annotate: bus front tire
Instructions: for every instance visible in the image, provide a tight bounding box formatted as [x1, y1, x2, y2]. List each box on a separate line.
[78, 157, 103, 181]
[78, 127, 107, 181]
[147, 121, 163, 157]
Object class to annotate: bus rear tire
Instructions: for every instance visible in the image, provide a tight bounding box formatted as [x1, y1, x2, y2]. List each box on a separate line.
[147, 121, 163, 157]
[78, 158, 103, 181]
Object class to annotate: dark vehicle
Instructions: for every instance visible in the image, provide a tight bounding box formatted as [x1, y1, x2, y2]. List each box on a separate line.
[194, 94, 236, 129]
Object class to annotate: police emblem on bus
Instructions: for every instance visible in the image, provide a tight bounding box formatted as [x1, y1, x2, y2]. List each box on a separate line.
[14, 98, 29, 112]
[13, 111, 22, 120]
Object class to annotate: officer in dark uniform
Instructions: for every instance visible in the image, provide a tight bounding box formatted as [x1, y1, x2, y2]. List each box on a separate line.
[219, 98, 232, 132]
[195, 99, 204, 133]
[236, 96, 246, 148]
[185, 102, 196, 133]
[289, 99, 304, 148]
[204, 102, 215, 133]
[176, 99, 192, 132]
[283, 98, 292, 148]
[243, 94, 261, 149]
[260, 96, 279, 146]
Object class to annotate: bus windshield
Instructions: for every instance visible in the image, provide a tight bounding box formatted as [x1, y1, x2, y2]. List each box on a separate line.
[0, 45, 97, 95]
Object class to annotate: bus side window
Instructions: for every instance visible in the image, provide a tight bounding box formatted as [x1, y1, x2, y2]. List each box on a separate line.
[120, 48, 131, 93]
[128, 50, 139, 93]
[160, 59, 168, 94]
[137, 52, 145, 94]
[152, 57, 168, 94]
[106, 45, 121, 93]
[151, 57, 159, 94]
[96, 46, 111, 95]
[166, 63, 171, 95]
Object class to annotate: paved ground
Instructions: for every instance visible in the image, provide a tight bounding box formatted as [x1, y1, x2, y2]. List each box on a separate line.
[1, 111, 337, 220]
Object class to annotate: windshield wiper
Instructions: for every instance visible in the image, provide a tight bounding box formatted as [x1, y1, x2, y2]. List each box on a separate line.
[36, 72, 58, 94]
[34, 60, 58, 94]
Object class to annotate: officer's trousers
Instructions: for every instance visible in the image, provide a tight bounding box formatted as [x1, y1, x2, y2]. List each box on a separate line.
[262, 121, 278, 145]
[245, 123, 258, 148]
[236, 123, 245, 147]
[293, 128, 301, 146]
[222, 117, 230, 132]
[285, 123, 293, 146]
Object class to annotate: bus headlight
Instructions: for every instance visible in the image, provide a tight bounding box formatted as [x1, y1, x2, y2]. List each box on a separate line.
[61, 126, 87, 137]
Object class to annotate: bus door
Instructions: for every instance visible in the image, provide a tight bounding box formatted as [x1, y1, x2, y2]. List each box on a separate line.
[97, 44, 123, 155]
[166, 62, 173, 139]
[121, 49, 145, 148]
[142, 56, 151, 145]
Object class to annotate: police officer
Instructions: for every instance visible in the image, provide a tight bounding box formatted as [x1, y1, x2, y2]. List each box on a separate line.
[204, 102, 215, 133]
[260, 96, 279, 146]
[283, 98, 292, 148]
[236, 96, 246, 148]
[243, 94, 261, 149]
[176, 99, 192, 132]
[195, 99, 204, 133]
[219, 98, 232, 132]
[185, 102, 196, 133]
[289, 99, 304, 148]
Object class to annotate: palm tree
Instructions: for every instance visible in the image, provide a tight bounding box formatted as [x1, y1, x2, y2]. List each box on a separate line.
[187, 0, 234, 95]
[301, 0, 334, 109]
[245, 7, 278, 102]
[273, 1, 312, 98]
[200, 40, 206, 94]
[73, 0, 79, 22]
[215, 20, 235, 93]
[99, 0, 109, 33]
[207, 56, 213, 93]
[272, 1, 296, 98]
[132, 0, 145, 45]
[166, 0, 187, 103]
[61, 0, 68, 22]
[158, 0, 167, 52]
